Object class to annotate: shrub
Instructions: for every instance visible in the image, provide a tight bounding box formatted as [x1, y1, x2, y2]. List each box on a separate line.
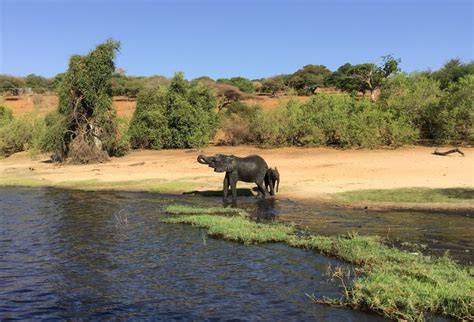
[0, 113, 43, 157]
[216, 77, 255, 93]
[437, 75, 474, 143]
[252, 94, 418, 148]
[219, 102, 261, 145]
[128, 73, 218, 149]
[33, 111, 67, 158]
[54, 39, 122, 163]
[129, 89, 169, 149]
[221, 114, 252, 145]
[0, 106, 13, 126]
[380, 73, 473, 143]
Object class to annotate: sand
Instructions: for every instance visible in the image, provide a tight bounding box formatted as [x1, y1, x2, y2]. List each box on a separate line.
[1, 146, 472, 209]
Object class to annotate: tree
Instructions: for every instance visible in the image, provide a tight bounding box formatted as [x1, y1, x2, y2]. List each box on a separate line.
[129, 72, 218, 149]
[351, 56, 400, 101]
[216, 77, 255, 93]
[431, 59, 474, 89]
[25, 74, 50, 93]
[329, 56, 400, 101]
[286, 64, 331, 95]
[260, 75, 287, 96]
[325, 63, 361, 93]
[0, 75, 25, 95]
[53, 39, 122, 163]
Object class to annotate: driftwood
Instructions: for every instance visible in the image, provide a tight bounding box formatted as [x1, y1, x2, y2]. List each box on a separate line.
[432, 148, 465, 157]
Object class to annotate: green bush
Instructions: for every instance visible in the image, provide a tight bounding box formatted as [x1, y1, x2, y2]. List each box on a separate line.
[437, 75, 474, 143]
[219, 102, 262, 145]
[252, 94, 418, 148]
[217, 77, 255, 93]
[33, 111, 67, 158]
[129, 89, 169, 149]
[0, 106, 13, 126]
[0, 113, 43, 156]
[380, 73, 473, 143]
[129, 73, 218, 149]
[53, 39, 122, 163]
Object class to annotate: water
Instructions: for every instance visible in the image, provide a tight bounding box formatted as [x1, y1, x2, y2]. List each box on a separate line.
[1, 187, 387, 320]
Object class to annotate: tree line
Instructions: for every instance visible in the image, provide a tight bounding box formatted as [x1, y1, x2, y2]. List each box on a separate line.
[0, 40, 472, 162]
[2, 52, 472, 99]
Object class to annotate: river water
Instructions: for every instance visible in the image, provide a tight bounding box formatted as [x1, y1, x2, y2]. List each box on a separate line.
[0, 187, 472, 320]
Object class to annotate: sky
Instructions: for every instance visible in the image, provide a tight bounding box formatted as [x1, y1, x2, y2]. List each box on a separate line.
[0, 0, 472, 79]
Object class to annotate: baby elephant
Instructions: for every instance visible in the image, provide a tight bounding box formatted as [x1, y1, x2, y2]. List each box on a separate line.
[265, 167, 280, 196]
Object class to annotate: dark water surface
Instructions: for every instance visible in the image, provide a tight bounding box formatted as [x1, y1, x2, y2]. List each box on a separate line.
[0, 187, 386, 320]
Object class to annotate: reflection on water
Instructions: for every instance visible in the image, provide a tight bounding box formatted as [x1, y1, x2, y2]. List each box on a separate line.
[1, 187, 386, 320]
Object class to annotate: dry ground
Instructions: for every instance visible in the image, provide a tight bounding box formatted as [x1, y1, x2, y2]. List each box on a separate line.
[1, 95, 137, 118]
[1, 94, 308, 119]
[1, 146, 472, 209]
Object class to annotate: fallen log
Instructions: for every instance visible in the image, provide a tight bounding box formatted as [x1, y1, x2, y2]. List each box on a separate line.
[432, 148, 465, 157]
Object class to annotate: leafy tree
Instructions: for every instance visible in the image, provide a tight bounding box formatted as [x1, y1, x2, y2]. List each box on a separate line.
[0, 75, 25, 95]
[25, 74, 51, 93]
[129, 88, 169, 149]
[286, 64, 331, 95]
[328, 56, 400, 101]
[0, 106, 13, 126]
[325, 63, 361, 92]
[51, 39, 123, 163]
[129, 72, 218, 149]
[111, 74, 145, 97]
[431, 59, 474, 89]
[260, 75, 287, 96]
[166, 72, 218, 148]
[217, 77, 255, 93]
[438, 75, 474, 142]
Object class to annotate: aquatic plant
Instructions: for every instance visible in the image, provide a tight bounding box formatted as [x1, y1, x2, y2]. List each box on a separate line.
[164, 205, 474, 321]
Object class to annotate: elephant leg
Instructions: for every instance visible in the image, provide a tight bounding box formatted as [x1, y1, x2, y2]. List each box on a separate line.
[269, 181, 275, 196]
[230, 179, 237, 201]
[223, 173, 229, 200]
[256, 181, 268, 199]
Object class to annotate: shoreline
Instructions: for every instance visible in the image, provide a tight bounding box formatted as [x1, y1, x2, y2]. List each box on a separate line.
[1, 146, 472, 212]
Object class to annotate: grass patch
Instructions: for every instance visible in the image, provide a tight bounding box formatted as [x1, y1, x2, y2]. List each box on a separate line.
[333, 187, 474, 204]
[164, 214, 293, 244]
[165, 205, 246, 216]
[0, 177, 199, 194]
[0, 178, 48, 187]
[165, 205, 474, 321]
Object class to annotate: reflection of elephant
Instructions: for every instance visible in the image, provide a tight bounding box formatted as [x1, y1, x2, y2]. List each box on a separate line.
[197, 154, 269, 201]
[265, 167, 280, 196]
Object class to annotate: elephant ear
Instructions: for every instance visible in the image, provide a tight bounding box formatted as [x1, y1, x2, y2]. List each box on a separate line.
[215, 156, 237, 172]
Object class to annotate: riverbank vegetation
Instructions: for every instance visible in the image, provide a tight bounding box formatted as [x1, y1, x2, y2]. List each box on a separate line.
[333, 187, 474, 204]
[0, 40, 473, 159]
[164, 205, 473, 321]
[0, 40, 474, 163]
[0, 177, 200, 193]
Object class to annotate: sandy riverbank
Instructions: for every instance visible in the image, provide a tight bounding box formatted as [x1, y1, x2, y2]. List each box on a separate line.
[1, 146, 472, 210]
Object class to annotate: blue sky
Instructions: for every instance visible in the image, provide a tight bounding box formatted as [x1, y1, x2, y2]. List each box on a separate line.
[0, 0, 472, 79]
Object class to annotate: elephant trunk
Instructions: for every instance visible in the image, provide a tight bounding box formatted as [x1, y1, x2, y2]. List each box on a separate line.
[197, 155, 209, 165]
[276, 178, 279, 192]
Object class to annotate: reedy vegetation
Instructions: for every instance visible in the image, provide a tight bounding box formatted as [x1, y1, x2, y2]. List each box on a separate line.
[164, 205, 473, 321]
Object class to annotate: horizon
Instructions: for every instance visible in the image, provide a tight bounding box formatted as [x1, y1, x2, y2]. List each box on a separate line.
[0, 0, 473, 79]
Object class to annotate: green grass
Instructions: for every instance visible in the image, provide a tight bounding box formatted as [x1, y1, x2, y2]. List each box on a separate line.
[333, 187, 474, 204]
[0, 178, 48, 187]
[0, 177, 200, 193]
[165, 205, 246, 216]
[164, 205, 474, 321]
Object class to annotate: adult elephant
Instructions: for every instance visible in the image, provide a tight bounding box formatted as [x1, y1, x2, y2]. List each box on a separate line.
[197, 154, 269, 201]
